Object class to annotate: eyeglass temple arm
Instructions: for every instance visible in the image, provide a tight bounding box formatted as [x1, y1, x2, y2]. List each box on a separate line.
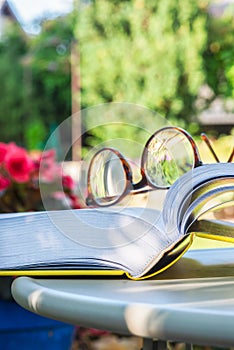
[227, 147, 234, 163]
[200, 133, 220, 163]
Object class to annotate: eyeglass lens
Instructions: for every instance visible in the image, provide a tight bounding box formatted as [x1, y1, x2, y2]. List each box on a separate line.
[89, 149, 127, 206]
[144, 128, 195, 188]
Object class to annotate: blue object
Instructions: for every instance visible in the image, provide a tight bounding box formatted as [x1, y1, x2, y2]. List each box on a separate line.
[0, 300, 75, 350]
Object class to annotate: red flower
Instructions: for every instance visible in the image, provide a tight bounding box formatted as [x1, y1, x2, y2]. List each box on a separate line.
[0, 143, 8, 164]
[62, 175, 75, 190]
[0, 143, 82, 212]
[41, 149, 56, 161]
[4, 146, 35, 183]
[39, 149, 62, 182]
[69, 194, 82, 209]
[0, 175, 10, 191]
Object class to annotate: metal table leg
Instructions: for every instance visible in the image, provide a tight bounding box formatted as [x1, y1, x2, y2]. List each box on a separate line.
[142, 338, 168, 350]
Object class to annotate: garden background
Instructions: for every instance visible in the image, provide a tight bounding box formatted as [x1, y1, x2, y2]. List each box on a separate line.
[0, 0, 233, 153]
[0, 1, 234, 349]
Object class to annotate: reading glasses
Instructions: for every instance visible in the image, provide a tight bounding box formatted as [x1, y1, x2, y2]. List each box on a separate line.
[86, 126, 234, 207]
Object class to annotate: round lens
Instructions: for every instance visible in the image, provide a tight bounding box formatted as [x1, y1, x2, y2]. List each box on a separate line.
[144, 128, 195, 188]
[89, 149, 127, 206]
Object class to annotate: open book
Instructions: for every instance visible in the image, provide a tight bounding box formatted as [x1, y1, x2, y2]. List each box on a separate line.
[0, 162, 233, 280]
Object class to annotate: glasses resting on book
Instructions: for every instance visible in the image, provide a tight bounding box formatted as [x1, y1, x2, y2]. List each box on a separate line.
[86, 126, 234, 207]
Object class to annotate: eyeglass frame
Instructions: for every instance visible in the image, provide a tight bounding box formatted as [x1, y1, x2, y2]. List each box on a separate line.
[86, 126, 233, 207]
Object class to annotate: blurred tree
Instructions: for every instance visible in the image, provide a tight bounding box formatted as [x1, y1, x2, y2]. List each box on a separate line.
[0, 15, 73, 150]
[0, 23, 28, 145]
[204, 5, 234, 99]
[29, 16, 73, 127]
[75, 0, 209, 141]
[1, 0, 233, 155]
[27, 15, 73, 150]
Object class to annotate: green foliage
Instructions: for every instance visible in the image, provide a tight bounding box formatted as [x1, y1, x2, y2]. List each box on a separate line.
[0, 1, 233, 156]
[204, 4, 234, 97]
[24, 120, 47, 150]
[29, 16, 73, 127]
[76, 0, 208, 123]
[0, 16, 73, 149]
[0, 23, 28, 145]
[74, 0, 209, 151]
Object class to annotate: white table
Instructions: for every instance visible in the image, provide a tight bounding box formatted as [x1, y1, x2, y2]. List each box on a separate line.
[11, 248, 234, 349]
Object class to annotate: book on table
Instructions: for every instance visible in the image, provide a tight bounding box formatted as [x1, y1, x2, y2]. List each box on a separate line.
[0, 162, 233, 280]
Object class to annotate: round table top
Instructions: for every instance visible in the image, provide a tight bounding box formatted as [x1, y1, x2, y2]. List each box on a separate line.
[11, 248, 234, 348]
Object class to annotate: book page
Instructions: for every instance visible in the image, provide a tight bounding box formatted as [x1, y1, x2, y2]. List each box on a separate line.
[0, 206, 176, 278]
[180, 181, 234, 233]
[162, 163, 234, 238]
